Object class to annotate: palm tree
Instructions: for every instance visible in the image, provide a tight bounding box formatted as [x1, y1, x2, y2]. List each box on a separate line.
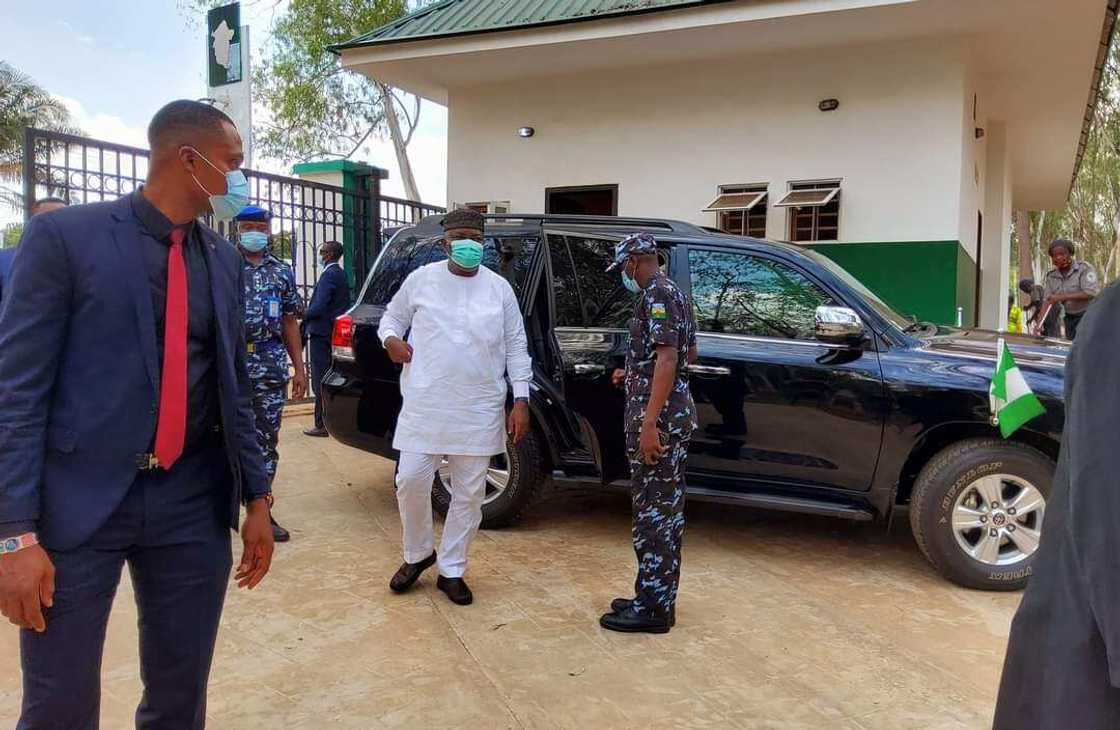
[0, 61, 81, 212]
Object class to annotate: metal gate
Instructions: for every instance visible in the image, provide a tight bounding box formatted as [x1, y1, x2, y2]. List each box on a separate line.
[21, 127, 443, 396]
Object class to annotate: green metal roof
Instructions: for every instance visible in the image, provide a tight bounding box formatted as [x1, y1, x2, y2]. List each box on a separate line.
[333, 0, 736, 51]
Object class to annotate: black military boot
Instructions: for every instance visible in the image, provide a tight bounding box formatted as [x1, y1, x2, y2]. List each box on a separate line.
[610, 598, 675, 627]
[389, 552, 436, 593]
[436, 575, 473, 606]
[270, 516, 291, 543]
[600, 606, 672, 634]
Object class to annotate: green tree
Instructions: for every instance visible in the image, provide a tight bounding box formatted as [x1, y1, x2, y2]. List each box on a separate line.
[0, 62, 80, 212]
[2, 222, 23, 248]
[182, 0, 433, 200]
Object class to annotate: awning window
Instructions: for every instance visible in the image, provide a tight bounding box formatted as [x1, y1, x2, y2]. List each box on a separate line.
[774, 187, 840, 208]
[703, 192, 767, 212]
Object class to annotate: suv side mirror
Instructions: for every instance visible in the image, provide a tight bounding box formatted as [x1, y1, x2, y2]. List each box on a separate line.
[815, 306, 865, 346]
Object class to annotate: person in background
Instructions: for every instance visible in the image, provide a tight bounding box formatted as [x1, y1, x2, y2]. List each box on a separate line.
[378, 209, 532, 606]
[1018, 278, 1057, 337]
[994, 280, 1120, 728]
[601, 233, 698, 635]
[234, 205, 307, 543]
[0, 99, 274, 729]
[0, 197, 68, 310]
[1043, 238, 1099, 340]
[1007, 294, 1023, 334]
[302, 240, 349, 437]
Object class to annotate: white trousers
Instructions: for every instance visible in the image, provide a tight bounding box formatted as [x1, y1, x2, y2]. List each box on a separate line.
[396, 452, 491, 579]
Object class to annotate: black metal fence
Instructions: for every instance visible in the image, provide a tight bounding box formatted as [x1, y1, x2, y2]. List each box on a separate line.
[21, 127, 444, 398]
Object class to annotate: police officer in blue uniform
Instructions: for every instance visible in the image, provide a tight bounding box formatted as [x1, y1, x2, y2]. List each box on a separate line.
[234, 205, 307, 542]
[601, 233, 698, 634]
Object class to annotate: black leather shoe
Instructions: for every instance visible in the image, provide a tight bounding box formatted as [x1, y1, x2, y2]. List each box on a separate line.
[303, 426, 329, 438]
[600, 606, 671, 634]
[389, 552, 436, 593]
[437, 575, 473, 606]
[610, 598, 676, 626]
[270, 517, 291, 543]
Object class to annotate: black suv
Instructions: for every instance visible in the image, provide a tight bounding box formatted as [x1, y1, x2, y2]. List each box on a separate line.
[323, 215, 1067, 591]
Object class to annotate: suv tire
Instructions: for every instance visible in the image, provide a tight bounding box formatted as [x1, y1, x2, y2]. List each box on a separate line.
[431, 427, 547, 529]
[910, 438, 1054, 591]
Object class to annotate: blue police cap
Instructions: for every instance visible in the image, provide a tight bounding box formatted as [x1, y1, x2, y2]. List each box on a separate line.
[233, 205, 271, 223]
[606, 233, 658, 272]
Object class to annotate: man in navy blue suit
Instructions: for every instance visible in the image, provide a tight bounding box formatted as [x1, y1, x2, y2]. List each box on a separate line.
[0, 198, 67, 311]
[302, 239, 350, 437]
[0, 100, 275, 729]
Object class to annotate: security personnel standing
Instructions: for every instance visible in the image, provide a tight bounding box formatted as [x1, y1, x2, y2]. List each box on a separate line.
[235, 205, 307, 542]
[601, 233, 697, 634]
[1043, 238, 1100, 340]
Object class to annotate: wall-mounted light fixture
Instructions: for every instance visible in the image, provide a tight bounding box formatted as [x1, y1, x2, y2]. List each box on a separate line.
[818, 99, 840, 112]
[518, 127, 535, 138]
[975, 127, 986, 140]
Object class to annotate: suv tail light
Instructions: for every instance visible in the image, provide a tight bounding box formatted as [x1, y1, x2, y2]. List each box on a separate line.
[332, 314, 355, 362]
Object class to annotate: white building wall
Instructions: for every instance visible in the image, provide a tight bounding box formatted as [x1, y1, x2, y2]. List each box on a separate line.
[448, 38, 969, 245]
[981, 122, 1013, 330]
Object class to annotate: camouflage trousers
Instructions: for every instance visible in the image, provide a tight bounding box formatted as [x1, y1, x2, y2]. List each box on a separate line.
[251, 380, 287, 486]
[626, 432, 689, 619]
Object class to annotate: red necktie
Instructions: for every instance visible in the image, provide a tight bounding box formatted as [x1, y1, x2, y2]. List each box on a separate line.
[154, 228, 189, 470]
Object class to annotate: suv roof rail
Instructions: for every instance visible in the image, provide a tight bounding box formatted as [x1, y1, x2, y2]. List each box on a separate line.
[481, 213, 709, 236]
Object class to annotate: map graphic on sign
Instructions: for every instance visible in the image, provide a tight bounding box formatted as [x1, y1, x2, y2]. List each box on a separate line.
[207, 3, 241, 86]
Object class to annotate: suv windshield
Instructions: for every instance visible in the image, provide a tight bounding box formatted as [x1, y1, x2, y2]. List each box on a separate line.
[800, 249, 913, 331]
[362, 231, 538, 306]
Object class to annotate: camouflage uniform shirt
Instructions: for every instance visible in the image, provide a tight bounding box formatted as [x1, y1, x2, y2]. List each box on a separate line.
[243, 253, 303, 387]
[624, 272, 698, 438]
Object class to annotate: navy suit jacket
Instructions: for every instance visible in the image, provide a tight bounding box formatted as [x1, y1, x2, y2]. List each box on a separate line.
[304, 263, 350, 339]
[0, 247, 15, 309]
[0, 196, 270, 550]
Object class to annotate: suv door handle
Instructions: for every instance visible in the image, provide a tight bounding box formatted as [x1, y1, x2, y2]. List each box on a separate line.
[687, 364, 731, 376]
[572, 363, 606, 375]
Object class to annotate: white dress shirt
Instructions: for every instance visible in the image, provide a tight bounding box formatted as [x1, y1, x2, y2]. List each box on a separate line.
[378, 261, 533, 456]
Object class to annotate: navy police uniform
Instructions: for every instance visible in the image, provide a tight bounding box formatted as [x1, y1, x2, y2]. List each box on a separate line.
[613, 234, 698, 622]
[236, 207, 303, 485]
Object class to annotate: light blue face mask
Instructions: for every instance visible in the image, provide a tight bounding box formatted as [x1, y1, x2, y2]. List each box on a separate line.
[449, 239, 484, 270]
[622, 267, 642, 294]
[188, 147, 250, 221]
[239, 230, 269, 252]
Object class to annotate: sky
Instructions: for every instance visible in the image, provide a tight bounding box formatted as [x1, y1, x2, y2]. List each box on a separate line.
[3, 0, 449, 219]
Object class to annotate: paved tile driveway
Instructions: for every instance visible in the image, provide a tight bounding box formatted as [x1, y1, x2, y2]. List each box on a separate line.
[0, 417, 1020, 728]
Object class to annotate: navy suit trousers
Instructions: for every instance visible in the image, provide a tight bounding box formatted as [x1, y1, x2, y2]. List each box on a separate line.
[309, 335, 332, 430]
[18, 445, 232, 730]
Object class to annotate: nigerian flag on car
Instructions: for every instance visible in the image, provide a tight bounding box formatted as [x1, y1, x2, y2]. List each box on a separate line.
[989, 338, 1046, 438]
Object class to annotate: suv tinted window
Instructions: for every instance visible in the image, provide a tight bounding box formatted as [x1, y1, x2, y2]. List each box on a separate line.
[363, 233, 538, 306]
[565, 235, 632, 329]
[688, 248, 833, 339]
[547, 234, 584, 328]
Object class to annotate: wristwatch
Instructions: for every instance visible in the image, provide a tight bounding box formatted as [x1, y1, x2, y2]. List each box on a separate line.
[0, 533, 39, 555]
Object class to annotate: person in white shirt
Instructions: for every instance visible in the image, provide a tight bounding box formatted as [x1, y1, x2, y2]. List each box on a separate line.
[378, 209, 532, 605]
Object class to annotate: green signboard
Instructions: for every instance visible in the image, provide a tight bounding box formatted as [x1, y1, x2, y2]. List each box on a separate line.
[207, 2, 242, 87]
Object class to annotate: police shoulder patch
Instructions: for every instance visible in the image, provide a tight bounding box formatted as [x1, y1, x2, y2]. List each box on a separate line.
[651, 302, 668, 319]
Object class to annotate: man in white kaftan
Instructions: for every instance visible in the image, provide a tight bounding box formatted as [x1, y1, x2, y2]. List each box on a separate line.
[378, 208, 532, 606]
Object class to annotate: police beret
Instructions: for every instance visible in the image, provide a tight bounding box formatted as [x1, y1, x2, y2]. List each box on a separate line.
[440, 208, 485, 231]
[606, 233, 658, 272]
[234, 205, 271, 222]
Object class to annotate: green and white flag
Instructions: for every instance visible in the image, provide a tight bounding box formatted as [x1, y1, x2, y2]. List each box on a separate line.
[989, 338, 1046, 438]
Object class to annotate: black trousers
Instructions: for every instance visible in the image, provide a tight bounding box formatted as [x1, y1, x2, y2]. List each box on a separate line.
[309, 335, 332, 429]
[19, 446, 231, 730]
[1065, 312, 1085, 340]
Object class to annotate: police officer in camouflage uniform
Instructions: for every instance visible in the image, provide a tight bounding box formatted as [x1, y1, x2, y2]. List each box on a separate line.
[600, 233, 698, 635]
[235, 205, 307, 542]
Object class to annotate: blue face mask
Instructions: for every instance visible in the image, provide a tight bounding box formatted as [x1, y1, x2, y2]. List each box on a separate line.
[622, 268, 642, 294]
[449, 239, 484, 270]
[188, 148, 250, 221]
[240, 230, 268, 252]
